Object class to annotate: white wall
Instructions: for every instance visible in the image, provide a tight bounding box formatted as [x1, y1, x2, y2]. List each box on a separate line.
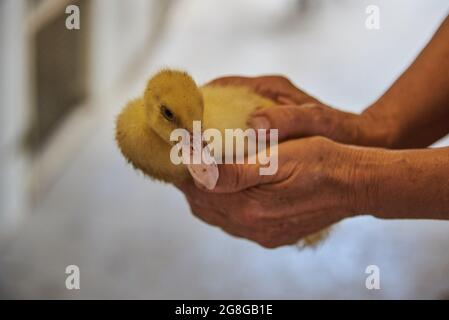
[0, 0, 170, 236]
[0, 0, 30, 236]
[88, 0, 170, 97]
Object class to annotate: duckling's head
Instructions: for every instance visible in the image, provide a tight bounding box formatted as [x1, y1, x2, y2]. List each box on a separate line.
[144, 69, 204, 144]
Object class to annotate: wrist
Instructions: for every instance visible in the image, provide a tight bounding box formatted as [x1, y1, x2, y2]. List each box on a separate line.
[334, 143, 388, 217]
[317, 141, 373, 218]
[357, 105, 399, 148]
[341, 145, 449, 220]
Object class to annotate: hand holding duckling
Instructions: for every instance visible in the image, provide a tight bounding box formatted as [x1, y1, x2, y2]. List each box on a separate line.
[209, 75, 391, 147]
[176, 75, 365, 248]
[177, 136, 361, 248]
[115, 69, 333, 247]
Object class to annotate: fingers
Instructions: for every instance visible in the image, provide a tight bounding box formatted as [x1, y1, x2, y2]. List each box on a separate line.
[206, 76, 253, 87]
[178, 163, 267, 194]
[207, 76, 281, 101]
[176, 168, 325, 249]
[207, 75, 320, 107]
[181, 185, 268, 242]
[206, 76, 302, 102]
[248, 103, 337, 142]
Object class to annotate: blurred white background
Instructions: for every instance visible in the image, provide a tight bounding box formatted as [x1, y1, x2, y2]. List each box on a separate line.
[1, 0, 449, 299]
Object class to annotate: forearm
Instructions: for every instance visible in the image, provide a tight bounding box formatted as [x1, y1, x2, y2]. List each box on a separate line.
[349, 146, 449, 220]
[360, 15, 449, 148]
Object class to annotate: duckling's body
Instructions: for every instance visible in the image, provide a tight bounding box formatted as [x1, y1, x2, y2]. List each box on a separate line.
[115, 69, 329, 247]
[201, 85, 274, 135]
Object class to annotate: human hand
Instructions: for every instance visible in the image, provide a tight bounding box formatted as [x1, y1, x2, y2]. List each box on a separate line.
[209, 75, 392, 148]
[208, 75, 319, 106]
[177, 137, 366, 248]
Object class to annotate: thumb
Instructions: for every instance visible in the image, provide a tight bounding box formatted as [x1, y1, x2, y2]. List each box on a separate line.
[212, 150, 281, 193]
[247, 103, 330, 141]
[212, 164, 261, 193]
[186, 158, 269, 193]
[190, 142, 299, 193]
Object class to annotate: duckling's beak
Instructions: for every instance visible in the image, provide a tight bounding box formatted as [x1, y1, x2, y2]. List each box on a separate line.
[184, 130, 219, 190]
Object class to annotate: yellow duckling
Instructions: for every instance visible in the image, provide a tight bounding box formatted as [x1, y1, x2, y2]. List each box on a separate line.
[115, 69, 329, 247]
[115, 69, 274, 184]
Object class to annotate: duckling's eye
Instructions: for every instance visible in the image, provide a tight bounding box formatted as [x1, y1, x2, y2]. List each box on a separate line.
[160, 105, 175, 121]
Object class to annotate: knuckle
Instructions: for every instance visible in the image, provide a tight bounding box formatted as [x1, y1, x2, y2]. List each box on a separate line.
[233, 165, 245, 189]
[264, 107, 296, 130]
[307, 135, 331, 147]
[261, 75, 290, 84]
[308, 105, 341, 137]
[280, 77, 292, 85]
[258, 239, 279, 249]
[284, 105, 303, 121]
[310, 103, 329, 112]
[221, 226, 244, 239]
[253, 228, 283, 249]
[308, 135, 323, 143]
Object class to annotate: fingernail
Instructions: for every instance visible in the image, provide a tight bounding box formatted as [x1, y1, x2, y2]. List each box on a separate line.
[247, 116, 270, 130]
